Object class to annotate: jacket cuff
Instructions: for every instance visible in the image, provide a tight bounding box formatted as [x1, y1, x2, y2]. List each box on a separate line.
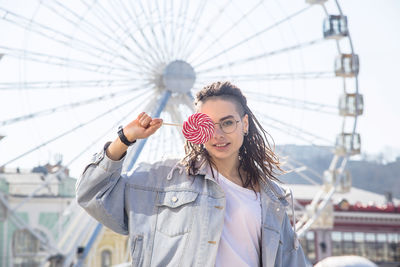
[95, 142, 127, 173]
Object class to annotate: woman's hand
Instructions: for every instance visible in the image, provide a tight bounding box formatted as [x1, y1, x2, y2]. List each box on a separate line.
[123, 112, 163, 141]
[106, 112, 163, 161]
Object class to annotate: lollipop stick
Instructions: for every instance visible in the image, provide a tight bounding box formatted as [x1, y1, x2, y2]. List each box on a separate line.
[162, 122, 182, 127]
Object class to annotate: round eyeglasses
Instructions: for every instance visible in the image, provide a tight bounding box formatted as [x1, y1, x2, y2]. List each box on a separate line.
[214, 118, 240, 134]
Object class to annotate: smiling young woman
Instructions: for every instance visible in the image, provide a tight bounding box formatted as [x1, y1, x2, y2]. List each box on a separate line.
[76, 81, 307, 267]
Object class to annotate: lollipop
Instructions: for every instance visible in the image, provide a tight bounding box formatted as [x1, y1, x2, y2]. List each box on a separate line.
[182, 113, 215, 144]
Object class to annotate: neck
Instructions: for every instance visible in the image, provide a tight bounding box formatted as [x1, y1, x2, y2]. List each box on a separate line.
[211, 154, 241, 178]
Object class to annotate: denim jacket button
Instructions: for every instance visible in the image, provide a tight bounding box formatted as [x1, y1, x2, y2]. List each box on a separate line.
[171, 196, 178, 203]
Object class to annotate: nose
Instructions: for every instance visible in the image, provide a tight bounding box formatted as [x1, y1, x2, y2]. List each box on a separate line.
[213, 124, 224, 137]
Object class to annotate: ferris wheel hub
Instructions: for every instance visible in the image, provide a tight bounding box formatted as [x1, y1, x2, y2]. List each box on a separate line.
[162, 60, 196, 93]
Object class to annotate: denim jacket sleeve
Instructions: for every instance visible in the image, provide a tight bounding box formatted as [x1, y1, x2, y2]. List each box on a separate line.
[75, 142, 129, 235]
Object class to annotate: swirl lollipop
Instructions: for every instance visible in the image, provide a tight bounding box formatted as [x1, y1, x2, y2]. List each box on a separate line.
[182, 113, 215, 144]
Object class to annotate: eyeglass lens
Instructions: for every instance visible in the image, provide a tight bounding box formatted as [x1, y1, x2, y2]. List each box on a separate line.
[219, 118, 237, 134]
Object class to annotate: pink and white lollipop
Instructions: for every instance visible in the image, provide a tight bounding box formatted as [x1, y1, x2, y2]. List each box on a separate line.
[182, 113, 215, 144]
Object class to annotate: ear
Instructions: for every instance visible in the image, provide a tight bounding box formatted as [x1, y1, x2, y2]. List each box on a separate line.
[243, 114, 249, 133]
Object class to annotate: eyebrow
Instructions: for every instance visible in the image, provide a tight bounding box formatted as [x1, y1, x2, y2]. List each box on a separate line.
[217, 115, 235, 122]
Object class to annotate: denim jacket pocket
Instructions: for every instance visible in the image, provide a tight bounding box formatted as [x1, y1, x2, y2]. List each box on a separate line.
[155, 191, 199, 237]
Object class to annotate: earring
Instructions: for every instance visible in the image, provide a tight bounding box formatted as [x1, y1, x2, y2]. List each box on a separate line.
[244, 131, 248, 137]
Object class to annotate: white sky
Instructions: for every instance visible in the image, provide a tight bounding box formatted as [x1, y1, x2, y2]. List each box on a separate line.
[0, 0, 399, 178]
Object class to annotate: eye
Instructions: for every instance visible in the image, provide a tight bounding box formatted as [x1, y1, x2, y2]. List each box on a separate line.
[221, 119, 234, 127]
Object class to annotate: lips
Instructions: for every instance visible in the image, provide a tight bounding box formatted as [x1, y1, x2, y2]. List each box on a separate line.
[213, 143, 230, 148]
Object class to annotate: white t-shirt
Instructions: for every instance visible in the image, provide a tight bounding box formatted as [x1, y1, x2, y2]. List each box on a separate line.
[206, 165, 262, 267]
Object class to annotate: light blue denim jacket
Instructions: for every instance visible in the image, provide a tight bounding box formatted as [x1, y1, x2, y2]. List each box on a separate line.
[76, 142, 308, 267]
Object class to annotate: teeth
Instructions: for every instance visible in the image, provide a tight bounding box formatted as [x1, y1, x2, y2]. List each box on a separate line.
[215, 143, 227, 147]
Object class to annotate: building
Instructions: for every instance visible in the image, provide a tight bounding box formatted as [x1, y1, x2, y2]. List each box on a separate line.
[0, 164, 130, 267]
[291, 184, 400, 266]
[0, 164, 76, 266]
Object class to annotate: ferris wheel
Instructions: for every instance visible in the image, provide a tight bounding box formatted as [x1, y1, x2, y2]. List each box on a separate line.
[0, 0, 363, 265]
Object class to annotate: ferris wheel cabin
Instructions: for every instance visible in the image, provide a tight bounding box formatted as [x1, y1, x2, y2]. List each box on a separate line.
[335, 54, 360, 77]
[323, 15, 349, 40]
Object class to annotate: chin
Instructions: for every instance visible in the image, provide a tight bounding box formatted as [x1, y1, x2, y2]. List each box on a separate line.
[209, 152, 237, 162]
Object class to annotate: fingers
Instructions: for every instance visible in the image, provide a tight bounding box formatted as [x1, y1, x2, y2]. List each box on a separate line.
[150, 118, 163, 126]
[137, 112, 145, 121]
[137, 112, 163, 129]
[146, 120, 163, 135]
[139, 113, 152, 128]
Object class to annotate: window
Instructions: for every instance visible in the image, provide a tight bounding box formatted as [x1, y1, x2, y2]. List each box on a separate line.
[300, 231, 316, 263]
[329, 231, 400, 263]
[376, 233, 387, 261]
[388, 233, 399, 262]
[101, 250, 112, 267]
[365, 233, 377, 261]
[306, 231, 316, 261]
[331, 231, 342, 256]
[13, 229, 40, 255]
[342, 232, 354, 255]
[354, 232, 366, 257]
[12, 229, 47, 267]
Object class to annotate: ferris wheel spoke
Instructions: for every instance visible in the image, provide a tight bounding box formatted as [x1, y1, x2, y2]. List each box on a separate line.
[164, 0, 176, 61]
[196, 38, 324, 73]
[50, 1, 116, 39]
[115, 0, 164, 65]
[285, 156, 325, 182]
[162, 0, 177, 60]
[73, 2, 156, 73]
[197, 71, 335, 81]
[182, 0, 231, 61]
[1, 86, 149, 127]
[0, 86, 153, 169]
[167, 1, 189, 61]
[40, 1, 137, 68]
[0, 78, 140, 90]
[192, 5, 312, 67]
[177, 1, 207, 60]
[172, 0, 190, 60]
[257, 113, 333, 145]
[46, 1, 156, 74]
[281, 161, 320, 185]
[82, 1, 146, 63]
[245, 92, 337, 115]
[155, 0, 171, 62]
[79, 0, 158, 70]
[0, 8, 134, 70]
[167, 0, 178, 60]
[0, 45, 134, 77]
[279, 154, 324, 183]
[187, 0, 263, 63]
[140, 0, 169, 63]
[107, 0, 164, 67]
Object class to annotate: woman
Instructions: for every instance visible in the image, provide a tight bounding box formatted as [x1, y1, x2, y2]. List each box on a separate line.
[76, 81, 307, 266]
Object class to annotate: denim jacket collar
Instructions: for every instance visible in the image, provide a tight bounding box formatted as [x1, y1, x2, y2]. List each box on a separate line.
[184, 157, 290, 205]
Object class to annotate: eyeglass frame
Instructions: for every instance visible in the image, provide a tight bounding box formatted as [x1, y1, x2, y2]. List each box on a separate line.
[213, 115, 243, 134]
